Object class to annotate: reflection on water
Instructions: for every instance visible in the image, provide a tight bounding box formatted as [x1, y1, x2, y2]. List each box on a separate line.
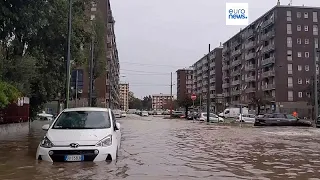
[0, 116, 320, 179]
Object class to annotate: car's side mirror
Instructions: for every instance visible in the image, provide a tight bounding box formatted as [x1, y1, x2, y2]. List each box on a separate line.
[42, 124, 50, 131]
[114, 122, 120, 131]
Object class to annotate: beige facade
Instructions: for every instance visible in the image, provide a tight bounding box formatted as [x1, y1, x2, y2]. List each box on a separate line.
[119, 83, 129, 111]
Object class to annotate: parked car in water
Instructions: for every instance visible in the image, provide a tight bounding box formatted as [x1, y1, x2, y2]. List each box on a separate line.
[198, 113, 224, 122]
[171, 111, 184, 118]
[121, 111, 127, 117]
[113, 110, 121, 118]
[237, 114, 256, 123]
[141, 111, 149, 116]
[187, 112, 198, 120]
[36, 107, 121, 162]
[254, 113, 312, 127]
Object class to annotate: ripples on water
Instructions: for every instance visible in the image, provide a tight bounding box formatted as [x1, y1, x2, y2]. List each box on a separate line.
[0, 116, 320, 179]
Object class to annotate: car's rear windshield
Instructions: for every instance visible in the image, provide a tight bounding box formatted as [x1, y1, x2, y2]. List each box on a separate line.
[52, 111, 111, 129]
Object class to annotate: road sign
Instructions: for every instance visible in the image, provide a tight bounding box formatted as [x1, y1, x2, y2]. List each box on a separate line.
[191, 94, 196, 101]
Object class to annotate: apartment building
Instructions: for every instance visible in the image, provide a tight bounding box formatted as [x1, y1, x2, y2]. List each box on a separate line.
[192, 46, 223, 112]
[67, 0, 120, 108]
[176, 67, 194, 101]
[152, 94, 174, 110]
[222, 4, 320, 117]
[119, 83, 129, 111]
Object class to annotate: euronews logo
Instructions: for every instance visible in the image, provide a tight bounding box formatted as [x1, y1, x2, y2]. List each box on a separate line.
[226, 3, 249, 25]
[228, 9, 247, 20]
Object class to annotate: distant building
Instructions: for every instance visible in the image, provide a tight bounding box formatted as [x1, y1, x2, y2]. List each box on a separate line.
[176, 67, 194, 102]
[119, 83, 129, 111]
[152, 94, 174, 110]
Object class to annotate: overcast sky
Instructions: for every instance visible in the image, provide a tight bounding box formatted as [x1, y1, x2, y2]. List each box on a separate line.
[111, 0, 320, 99]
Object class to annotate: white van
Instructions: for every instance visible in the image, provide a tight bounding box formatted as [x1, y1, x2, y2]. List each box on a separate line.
[218, 107, 248, 118]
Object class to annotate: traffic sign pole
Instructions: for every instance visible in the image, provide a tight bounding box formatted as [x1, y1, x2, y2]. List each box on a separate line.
[191, 94, 196, 122]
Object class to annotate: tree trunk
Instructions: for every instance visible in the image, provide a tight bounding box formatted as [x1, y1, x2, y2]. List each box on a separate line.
[257, 105, 261, 115]
[185, 106, 189, 118]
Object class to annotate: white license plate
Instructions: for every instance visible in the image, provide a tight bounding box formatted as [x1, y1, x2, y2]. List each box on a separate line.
[64, 155, 84, 161]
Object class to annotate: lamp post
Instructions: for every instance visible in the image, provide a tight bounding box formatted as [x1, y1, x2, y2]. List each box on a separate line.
[65, 0, 72, 109]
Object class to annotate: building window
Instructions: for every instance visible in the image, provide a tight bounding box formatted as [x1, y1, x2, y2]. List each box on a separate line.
[288, 77, 293, 87]
[288, 64, 293, 74]
[298, 92, 303, 98]
[305, 52, 309, 58]
[287, 50, 292, 61]
[287, 11, 292, 21]
[297, 38, 301, 44]
[304, 12, 308, 18]
[298, 65, 302, 71]
[313, 25, 318, 35]
[288, 91, 293, 101]
[287, 37, 292, 47]
[297, 12, 301, 18]
[298, 52, 302, 57]
[305, 39, 309, 44]
[297, 25, 301, 31]
[306, 79, 310, 84]
[316, 38, 319, 49]
[298, 78, 303, 84]
[305, 25, 309, 31]
[307, 92, 311, 97]
[305, 65, 310, 71]
[313, 12, 318, 22]
[287, 24, 292, 34]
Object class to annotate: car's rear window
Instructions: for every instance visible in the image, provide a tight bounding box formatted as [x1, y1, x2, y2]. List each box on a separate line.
[52, 111, 111, 129]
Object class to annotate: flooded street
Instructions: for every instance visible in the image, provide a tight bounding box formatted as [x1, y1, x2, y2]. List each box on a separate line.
[1, 115, 320, 179]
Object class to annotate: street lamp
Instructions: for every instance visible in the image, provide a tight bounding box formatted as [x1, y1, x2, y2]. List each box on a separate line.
[65, 0, 72, 109]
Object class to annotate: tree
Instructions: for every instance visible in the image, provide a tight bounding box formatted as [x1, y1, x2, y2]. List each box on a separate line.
[128, 91, 142, 110]
[0, 81, 21, 108]
[177, 96, 200, 117]
[250, 91, 271, 115]
[0, 0, 90, 116]
[141, 96, 152, 110]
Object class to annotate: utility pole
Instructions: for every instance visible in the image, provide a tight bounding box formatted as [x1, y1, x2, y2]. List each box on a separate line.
[65, 0, 72, 109]
[206, 44, 211, 123]
[314, 47, 319, 122]
[108, 61, 112, 109]
[75, 69, 78, 107]
[88, 36, 94, 107]
[170, 72, 173, 118]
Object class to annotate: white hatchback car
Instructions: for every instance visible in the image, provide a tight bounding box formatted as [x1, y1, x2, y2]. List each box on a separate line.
[36, 107, 121, 162]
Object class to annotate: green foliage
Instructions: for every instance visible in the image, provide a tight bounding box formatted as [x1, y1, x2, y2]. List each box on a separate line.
[128, 92, 142, 110]
[178, 96, 200, 108]
[0, 0, 90, 116]
[0, 81, 21, 108]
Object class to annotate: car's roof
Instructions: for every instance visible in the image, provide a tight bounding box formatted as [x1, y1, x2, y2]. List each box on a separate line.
[63, 107, 110, 112]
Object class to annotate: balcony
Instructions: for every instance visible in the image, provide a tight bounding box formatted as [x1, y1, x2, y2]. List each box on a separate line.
[245, 76, 256, 82]
[210, 78, 216, 83]
[244, 41, 255, 49]
[222, 65, 230, 70]
[210, 70, 215, 75]
[245, 52, 256, 60]
[222, 83, 230, 89]
[222, 47, 229, 53]
[210, 62, 216, 67]
[222, 92, 230, 97]
[231, 90, 241, 95]
[261, 84, 276, 91]
[210, 94, 216, 98]
[245, 87, 256, 93]
[261, 44, 275, 54]
[231, 69, 241, 77]
[231, 49, 241, 57]
[261, 57, 275, 66]
[261, 17, 274, 29]
[261, 70, 275, 78]
[231, 59, 241, 67]
[245, 29, 254, 38]
[261, 30, 275, 41]
[245, 64, 255, 71]
[231, 80, 240, 86]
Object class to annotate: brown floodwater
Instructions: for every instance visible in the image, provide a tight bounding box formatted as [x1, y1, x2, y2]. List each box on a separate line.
[0, 115, 320, 180]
